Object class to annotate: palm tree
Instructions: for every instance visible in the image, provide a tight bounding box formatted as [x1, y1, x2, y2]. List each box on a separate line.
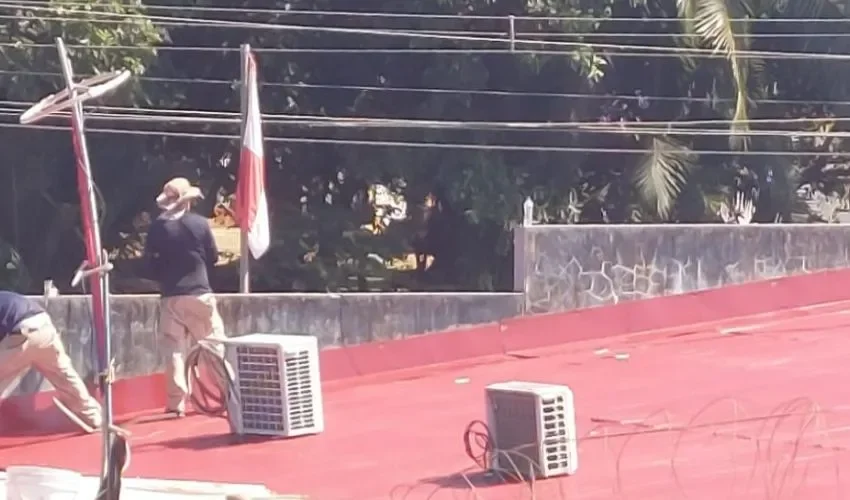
[629, 0, 850, 222]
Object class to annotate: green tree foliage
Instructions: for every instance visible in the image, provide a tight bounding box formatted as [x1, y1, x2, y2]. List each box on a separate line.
[0, 0, 163, 290]
[0, 0, 848, 292]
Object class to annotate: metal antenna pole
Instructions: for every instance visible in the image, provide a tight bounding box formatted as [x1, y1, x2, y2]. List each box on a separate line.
[55, 37, 115, 497]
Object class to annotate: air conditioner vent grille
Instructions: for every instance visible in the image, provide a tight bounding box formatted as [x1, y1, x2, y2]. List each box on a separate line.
[283, 350, 315, 430]
[226, 334, 324, 437]
[486, 382, 578, 479]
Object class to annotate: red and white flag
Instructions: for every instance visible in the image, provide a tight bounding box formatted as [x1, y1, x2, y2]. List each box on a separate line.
[236, 51, 270, 259]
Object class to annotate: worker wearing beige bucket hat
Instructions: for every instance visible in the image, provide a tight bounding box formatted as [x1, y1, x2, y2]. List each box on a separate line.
[155, 177, 204, 213]
[143, 177, 227, 417]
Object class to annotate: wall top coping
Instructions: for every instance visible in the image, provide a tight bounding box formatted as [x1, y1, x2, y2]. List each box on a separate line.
[523, 223, 847, 230]
[27, 292, 522, 300]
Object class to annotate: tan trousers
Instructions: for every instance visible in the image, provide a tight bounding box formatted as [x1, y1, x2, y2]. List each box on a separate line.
[159, 294, 226, 412]
[0, 312, 102, 428]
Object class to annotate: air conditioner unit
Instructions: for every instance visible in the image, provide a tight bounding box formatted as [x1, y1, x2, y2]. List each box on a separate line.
[224, 334, 324, 437]
[485, 381, 578, 479]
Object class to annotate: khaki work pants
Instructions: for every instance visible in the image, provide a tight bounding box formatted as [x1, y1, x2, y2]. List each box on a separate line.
[0, 312, 102, 428]
[159, 294, 226, 413]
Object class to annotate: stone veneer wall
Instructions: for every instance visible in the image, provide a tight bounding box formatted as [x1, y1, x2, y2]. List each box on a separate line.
[514, 224, 850, 314]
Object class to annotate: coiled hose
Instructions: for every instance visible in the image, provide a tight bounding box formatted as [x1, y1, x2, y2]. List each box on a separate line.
[185, 340, 239, 417]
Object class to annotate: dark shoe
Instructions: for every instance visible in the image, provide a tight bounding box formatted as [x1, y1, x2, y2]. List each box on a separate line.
[165, 408, 185, 418]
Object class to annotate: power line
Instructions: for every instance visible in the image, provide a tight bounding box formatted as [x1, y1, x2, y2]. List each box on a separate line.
[0, 14, 507, 36]
[0, 11, 845, 39]
[0, 98, 843, 129]
[4, 69, 850, 108]
[1, 103, 849, 140]
[3, 41, 847, 61]
[0, 120, 846, 156]
[478, 32, 850, 38]
[3, 8, 850, 62]
[0, 107, 847, 139]
[0, 42, 824, 62]
[4, 0, 850, 23]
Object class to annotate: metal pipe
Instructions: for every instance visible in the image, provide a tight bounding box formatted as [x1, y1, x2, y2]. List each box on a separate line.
[101, 249, 114, 458]
[239, 44, 251, 293]
[509, 16, 516, 52]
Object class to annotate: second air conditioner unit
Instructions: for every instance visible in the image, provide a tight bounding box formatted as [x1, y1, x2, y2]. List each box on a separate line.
[485, 381, 578, 479]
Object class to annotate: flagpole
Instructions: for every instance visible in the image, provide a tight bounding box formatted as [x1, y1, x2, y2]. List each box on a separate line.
[239, 44, 251, 293]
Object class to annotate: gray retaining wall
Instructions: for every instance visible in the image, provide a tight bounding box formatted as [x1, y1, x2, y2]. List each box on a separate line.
[12, 292, 522, 394]
[12, 223, 850, 395]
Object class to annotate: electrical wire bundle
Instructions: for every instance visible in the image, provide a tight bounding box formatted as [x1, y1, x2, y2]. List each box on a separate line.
[185, 340, 239, 418]
[463, 420, 494, 470]
[1, 0, 850, 160]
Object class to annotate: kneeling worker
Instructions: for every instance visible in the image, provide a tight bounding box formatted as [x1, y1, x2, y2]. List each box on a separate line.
[0, 290, 102, 429]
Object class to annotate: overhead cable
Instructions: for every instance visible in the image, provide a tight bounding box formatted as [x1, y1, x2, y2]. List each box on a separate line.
[4, 40, 849, 61]
[3, 69, 850, 108]
[4, 0, 850, 23]
[0, 107, 846, 139]
[0, 121, 847, 156]
[2, 7, 850, 61]
[0, 99, 843, 128]
[0, 11, 847, 39]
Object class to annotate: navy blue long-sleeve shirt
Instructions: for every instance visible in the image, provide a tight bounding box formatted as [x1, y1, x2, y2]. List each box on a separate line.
[0, 291, 45, 340]
[143, 212, 218, 297]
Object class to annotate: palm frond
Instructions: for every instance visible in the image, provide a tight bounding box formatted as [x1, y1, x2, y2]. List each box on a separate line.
[676, 0, 698, 27]
[680, 0, 752, 150]
[634, 136, 697, 219]
[675, 0, 700, 71]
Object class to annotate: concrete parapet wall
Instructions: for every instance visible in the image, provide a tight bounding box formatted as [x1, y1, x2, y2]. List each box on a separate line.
[13, 292, 521, 394]
[515, 224, 850, 314]
[11, 223, 850, 400]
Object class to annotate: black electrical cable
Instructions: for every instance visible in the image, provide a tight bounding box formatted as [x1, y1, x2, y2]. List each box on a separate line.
[95, 430, 130, 500]
[185, 341, 239, 418]
[463, 420, 494, 470]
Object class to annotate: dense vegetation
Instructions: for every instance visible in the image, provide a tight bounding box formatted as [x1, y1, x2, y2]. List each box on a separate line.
[1, 0, 849, 293]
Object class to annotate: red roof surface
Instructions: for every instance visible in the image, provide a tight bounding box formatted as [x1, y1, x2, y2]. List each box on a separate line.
[2, 299, 849, 499]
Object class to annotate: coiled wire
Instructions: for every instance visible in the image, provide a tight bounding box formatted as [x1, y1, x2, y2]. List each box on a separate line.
[463, 420, 493, 470]
[185, 340, 239, 418]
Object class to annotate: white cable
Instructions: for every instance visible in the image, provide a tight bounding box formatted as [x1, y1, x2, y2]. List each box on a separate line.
[2, 40, 844, 61]
[3, 6, 850, 61]
[3, 108, 849, 139]
[3, 0, 850, 23]
[0, 11, 845, 39]
[3, 69, 850, 108]
[1, 100, 847, 128]
[0, 121, 845, 156]
[1, 38, 845, 62]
